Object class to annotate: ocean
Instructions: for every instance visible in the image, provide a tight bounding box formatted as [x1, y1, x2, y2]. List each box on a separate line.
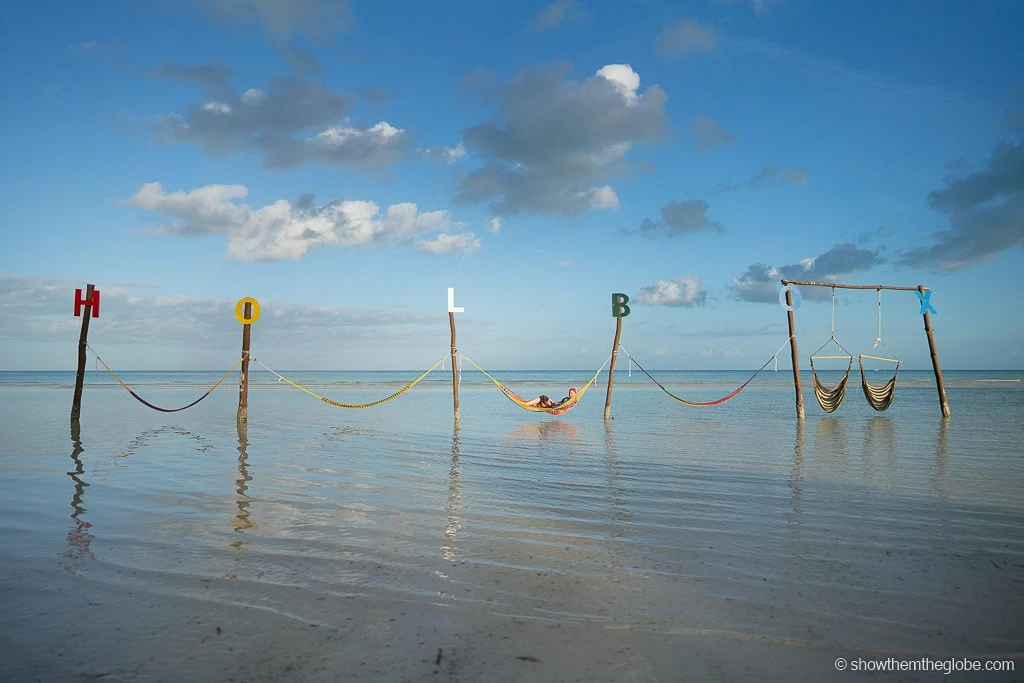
[0, 368, 1021, 681]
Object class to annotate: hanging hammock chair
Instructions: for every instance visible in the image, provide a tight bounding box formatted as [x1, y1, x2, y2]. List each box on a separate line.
[809, 287, 854, 413]
[858, 289, 901, 412]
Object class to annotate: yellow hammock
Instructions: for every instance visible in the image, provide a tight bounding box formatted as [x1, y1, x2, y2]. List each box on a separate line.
[254, 357, 445, 408]
[460, 355, 610, 416]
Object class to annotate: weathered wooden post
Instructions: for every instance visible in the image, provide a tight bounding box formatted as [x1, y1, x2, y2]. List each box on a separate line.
[235, 298, 260, 424]
[918, 285, 950, 418]
[604, 293, 629, 420]
[783, 285, 805, 419]
[71, 283, 100, 424]
[448, 288, 464, 422]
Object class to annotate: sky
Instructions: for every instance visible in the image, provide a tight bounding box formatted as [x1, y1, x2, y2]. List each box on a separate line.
[1, 0, 1022, 371]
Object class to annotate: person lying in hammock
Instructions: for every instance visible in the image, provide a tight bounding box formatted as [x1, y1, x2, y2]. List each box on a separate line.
[522, 388, 578, 409]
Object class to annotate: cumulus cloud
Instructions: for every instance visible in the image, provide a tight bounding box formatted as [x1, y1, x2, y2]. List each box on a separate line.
[416, 232, 481, 255]
[635, 276, 708, 308]
[527, 0, 586, 32]
[691, 115, 735, 151]
[900, 139, 1024, 270]
[654, 19, 717, 60]
[732, 243, 884, 303]
[149, 62, 413, 170]
[487, 217, 502, 234]
[630, 199, 725, 238]
[419, 143, 467, 164]
[455, 62, 669, 217]
[713, 165, 810, 192]
[126, 182, 479, 261]
[197, 0, 352, 40]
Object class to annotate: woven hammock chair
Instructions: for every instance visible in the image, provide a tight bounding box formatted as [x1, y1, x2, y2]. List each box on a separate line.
[810, 355, 853, 413]
[857, 289, 901, 412]
[809, 287, 854, 414]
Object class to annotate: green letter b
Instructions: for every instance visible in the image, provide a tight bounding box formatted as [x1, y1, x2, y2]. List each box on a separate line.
[612, 293, 630, 318]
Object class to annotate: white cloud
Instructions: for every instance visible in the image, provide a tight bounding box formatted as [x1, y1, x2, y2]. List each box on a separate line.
[596, 64, 641, 105]
[589, 185, 620, 210]
[419, 143, 468, 164]
[416, 232, 481, 255]
[126, 182, 478, 261]
[149, 66, 415, 170]
[635, 276, 708, 307]
[456, 61, 669, 217]
[487, 217, 502, 234]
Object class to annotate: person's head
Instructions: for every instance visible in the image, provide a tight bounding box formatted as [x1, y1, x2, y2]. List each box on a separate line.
[569, 387, 578, 396]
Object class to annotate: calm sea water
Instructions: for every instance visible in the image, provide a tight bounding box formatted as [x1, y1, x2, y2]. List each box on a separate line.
[1, 369, 1022, 681]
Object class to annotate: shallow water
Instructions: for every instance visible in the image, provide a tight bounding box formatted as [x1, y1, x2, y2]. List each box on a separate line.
[1, 371, 1022, 681]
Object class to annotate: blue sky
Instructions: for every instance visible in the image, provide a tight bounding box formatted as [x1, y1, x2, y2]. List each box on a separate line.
[1, 0, 1022, 371]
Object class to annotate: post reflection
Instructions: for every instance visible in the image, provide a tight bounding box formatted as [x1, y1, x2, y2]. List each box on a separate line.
[603, 421, 629, 528]
[790, 418, 805, 521]
[231, 421, 258, 548]
[930, 418, 950, 502]
[442, 423, 461, 561]
[61, 422, 95, 572]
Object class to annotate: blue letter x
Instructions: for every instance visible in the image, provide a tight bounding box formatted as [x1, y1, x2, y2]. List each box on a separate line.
[916, 290, 936, 315]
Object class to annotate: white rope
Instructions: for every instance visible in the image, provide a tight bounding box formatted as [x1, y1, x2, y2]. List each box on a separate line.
[831, 286, 836, 337]
[875, 288, 883, 345]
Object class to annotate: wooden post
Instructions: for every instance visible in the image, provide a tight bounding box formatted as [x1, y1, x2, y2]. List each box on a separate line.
[71, 283, 95, 424]
[919, 285, 950, 418]
[237, 301, 252, 424]
[449, 311, 459, 422]
[785, 288, 805, 419]
[604, 316, 623, 420]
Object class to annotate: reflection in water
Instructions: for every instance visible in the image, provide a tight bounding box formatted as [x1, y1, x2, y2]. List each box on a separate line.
[60, 422, 94, 572]
[813, 417, 849, 467]
[861, 417, 897, 483]
[506, 420, 579, 442]
[930, 418, 950, 503]
[603, 422, 629, 573]
[231, 421, 258, 548]
[790, 419, 805, 521]
[116, 426, 215, 465]
[442, 424, 461, 561]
